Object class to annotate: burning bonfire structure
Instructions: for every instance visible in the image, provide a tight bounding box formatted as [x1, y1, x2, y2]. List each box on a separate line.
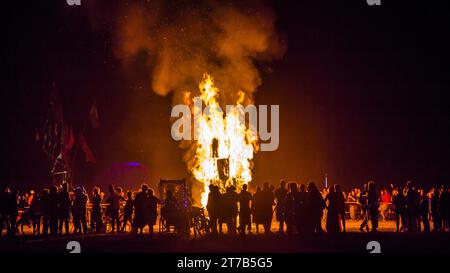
[184, 74, 258, 207]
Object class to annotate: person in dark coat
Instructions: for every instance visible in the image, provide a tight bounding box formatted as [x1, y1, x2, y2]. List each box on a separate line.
[147, 189, 159, 236]
[405, 181, 420, 232]
[285, 182, 298, 236]
[133, 184, 150, 235]
[58, 182, 71, 235]
[392, 187, 406, 232]
[297, 184, 308, 234]
[6, 189, 19, 236]
[261, 183, 274, 234]
[274, 180, 288, 233]
[206, 185, 221, 235]
[48, 186, 59, 236]
[40, 189, 50, 236]
[29, 191, 42, 235]
[325, 186, 340, 234]
[72, 187, 88, 234]
[106, 185, 122, 233]
[306, 182, 324, 234]
[367, 181, 379, 232]
[430, 187, 441, 231]
[419, 189, 430, 232]
[238, 184, 252, 235]
[359, 183, 370, 232]
[335, 184, 346, 232]
[91, 187, 103, 233]
[0, 186, 7, 237]
[251, 187, 263, 234]
[121, 191, 134, 232]
[439, 185, 449, 231]
[222, 186, 239, 235]
[217, 190, 226, 234]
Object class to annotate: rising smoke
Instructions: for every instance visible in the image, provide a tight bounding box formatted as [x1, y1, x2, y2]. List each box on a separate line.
[86, 0, 285, 200]
[109, 0, 286, 103]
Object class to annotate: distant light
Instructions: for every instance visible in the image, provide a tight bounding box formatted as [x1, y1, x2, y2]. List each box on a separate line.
[125, 162, 142, 167]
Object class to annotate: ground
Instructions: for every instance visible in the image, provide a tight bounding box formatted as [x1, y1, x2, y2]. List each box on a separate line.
[1, 220, 449, 253]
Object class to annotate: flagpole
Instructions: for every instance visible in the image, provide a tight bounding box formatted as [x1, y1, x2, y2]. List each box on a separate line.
[68, 101, 93, 189]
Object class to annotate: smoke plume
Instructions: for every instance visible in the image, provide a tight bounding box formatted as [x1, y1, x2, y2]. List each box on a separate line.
[110, 0, 285, 102]
[86, 0, 285, 200]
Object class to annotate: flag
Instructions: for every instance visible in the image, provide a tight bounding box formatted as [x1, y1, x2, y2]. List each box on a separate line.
[89, 100, 99, 129]
[78, 133, 96, 163]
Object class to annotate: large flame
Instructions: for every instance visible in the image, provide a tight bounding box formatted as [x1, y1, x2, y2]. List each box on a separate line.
[191, 74, 257, 207]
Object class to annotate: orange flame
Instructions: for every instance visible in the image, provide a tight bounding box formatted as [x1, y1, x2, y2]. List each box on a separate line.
[191, 73, 257, 207]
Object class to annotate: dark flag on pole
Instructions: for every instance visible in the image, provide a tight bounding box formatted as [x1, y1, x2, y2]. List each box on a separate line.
[89, 100, 99, 129]
[78, 133, 96, 163]
[38, 83, 71, 184]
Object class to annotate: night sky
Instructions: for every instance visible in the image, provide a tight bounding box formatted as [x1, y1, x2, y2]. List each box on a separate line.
[2, 0, 449, 191]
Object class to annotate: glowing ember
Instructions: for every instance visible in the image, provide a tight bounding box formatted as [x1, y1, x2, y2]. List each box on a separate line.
[191, 74, 257, 207]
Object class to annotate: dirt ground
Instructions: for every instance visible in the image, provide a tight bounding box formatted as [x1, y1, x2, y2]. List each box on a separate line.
[1, 220, 448, 253]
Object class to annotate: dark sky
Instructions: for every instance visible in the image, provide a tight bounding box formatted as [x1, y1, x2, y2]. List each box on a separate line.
[2, 0, 449, 191]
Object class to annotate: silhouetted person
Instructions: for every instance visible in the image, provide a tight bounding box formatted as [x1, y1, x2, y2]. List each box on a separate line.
[238, 184, 252, 235]
[430, 188, 441, 231]
[91, 187, 103, 233]
[0, 187, 7, 237]
[58, 182, 71, 235]
[29, 191, 42, 235]
[48, 186, 59, 236]
[325, 186, 340, 234]
[367, 181, 379, 232]
[307, 182, 324, 234]
[147, 189, 159, 236]
[134, 184, 150, 235]
[274, 180, 288, 233]
[6, 189, 19, 236]
[392, 187, 406, 232]
[206, 185, 221, 235]
[359, 183, 370, 232]
[121, 191, 134, 232]
[419, 189, 430, 232]
[335, 184, 346, 232]
[40, 189, 50, 236]
[405, 181, 420, 232]
[285, 182, 298, 236]
[106, 185, 121, 233]
[439, 185, 449, 231]
[163, 189, 182, 233]
[261, 183, 274, 234]
[296, 184, 308, 234]
[218, 190, 226, 234]
[72, 187, 88, 234]
[252, 187, 264, 234]
[222, 186, 239, 234]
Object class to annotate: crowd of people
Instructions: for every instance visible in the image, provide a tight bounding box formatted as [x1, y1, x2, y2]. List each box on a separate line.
[0, 183, 161, 237]
[0, 180, 449, 238]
